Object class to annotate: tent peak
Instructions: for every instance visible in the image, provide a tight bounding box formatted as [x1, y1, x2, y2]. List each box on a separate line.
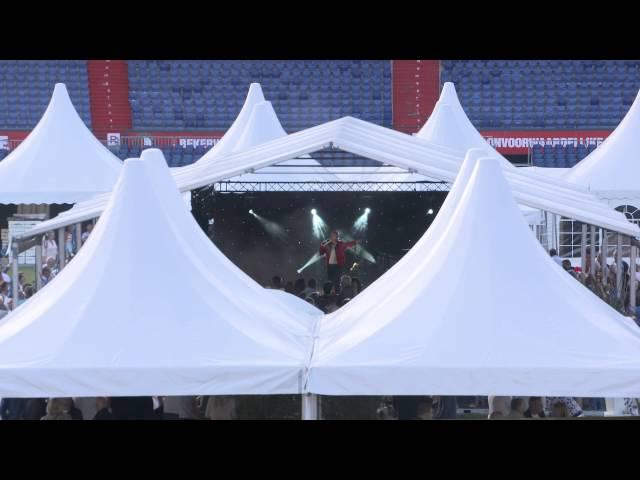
[439, 82, 459, 105]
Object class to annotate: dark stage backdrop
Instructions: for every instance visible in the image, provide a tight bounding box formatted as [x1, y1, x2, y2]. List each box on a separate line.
[191, 190, 447, 289]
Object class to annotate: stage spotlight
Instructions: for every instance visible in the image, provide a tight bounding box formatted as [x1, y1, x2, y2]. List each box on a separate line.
[311, 210, 327, 239]
[353, 208, 371, 233]
[427, 209, 434, 215]
[249, 209, 254, 215]
[297, 253, 324, 274]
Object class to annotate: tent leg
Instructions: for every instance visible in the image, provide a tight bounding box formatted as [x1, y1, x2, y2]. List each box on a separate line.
[11, 246, 19, 309]
[616, 234, 623, 298]
[601, 230, 608, 287]
[74, 223, 82, 253]
[57, 228, 66, 270]
[580, 224, 587, 273]
[630, 245, 637, 316]
[590, 225, 597, 276]
[605, 398, 627, 417]
[35, 243, 43, 292]
[301, 394, 319, 421]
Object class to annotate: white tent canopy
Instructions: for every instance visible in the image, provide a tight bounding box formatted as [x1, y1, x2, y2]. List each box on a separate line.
[0, 83, 123, 204]
[307, 156, 640, 397]
[0, 149, 314, 398]
[565, 89, 640, 196]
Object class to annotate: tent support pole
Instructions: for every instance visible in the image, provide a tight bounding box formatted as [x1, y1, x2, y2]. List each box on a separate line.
[616, 234, 623, 298]
[590, 225, 596, 276]
[630, 245, 637, 316]
[601, 230, 608, 287]
[301, 393, 319, 421]
[11, 245, 19, 308]
[57, 228, 66, 270]
[74, 223, 82, 253]
[35, 243, 43, 291]
[580, 224, 587, 273]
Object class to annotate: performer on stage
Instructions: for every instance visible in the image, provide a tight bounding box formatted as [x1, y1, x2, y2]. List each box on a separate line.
[319, 230, 359, 291]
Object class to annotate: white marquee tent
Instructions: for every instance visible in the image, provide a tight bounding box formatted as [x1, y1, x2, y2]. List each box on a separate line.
[564, 89, 640, 208]
[0, 83, 123, 204]
[0, 149, 314, 398]
[306, 155, 640, 398]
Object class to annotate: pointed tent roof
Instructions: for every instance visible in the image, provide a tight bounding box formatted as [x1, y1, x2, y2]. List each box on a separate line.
[416, 82, 513, 168]
[564, 89, 640, 193]
[188, 82, 266, 167]
[0, 149, 312, 398]
[224, 100, 342, 182]
[0, 83, 123, 204]
[415, 82, 600, 195]
[307, 156, 640, 397]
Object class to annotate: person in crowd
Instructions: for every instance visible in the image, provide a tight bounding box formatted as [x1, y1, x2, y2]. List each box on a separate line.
[81, 223, 93, 245]
[488, 395, 511, 418]
[0, 398, 27, 420]
[269, 275, 284, 290]
[523, 396, 546, 418]
[416, 397, 433, 420]
[546, 397, 582, 417]
[393, 396, 424, 420]
[317, 281, 338, 313]
[41, 398, 73, 420]
[318, 230, 359, 292]
[64, 230, 75, 261]
[40, 266, 53, 287]
[338, 274, 354, 300]
[508, 398, 526, 418]
[550, 400, 570, 418]
[302, 278, 318, 297]
[488, 411, 504, 419]
[0, 281, 12, 311]
[163, 396, 199, 420]
[562, 259, 578, 279]
[43, 232, 58, 261]
[284, 281, 294, 294]
[23, 399, 47, 420]
[93, 397, 114, 420]
[305, 296, 316, 306]
[351, 277, 362, 296]
[65, 398, 83, 420]
[73, 397, 97, 420]
[338, 297, 351, 307]
[110, 396, 155, 420]
[23, 284, 33, 300]
[204, 396, 236, 420]
[0, 267, 10, 285]
[294, 278, 306, 297]
[44, 256, 58, 275]
[549, 248, 563, 266]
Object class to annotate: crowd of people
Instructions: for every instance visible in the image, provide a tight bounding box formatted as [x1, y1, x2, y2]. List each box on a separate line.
[550, 247, 640, 321]
[266, 273, 363, 314]
[0, 223, 95, 320]
[0, 396, 237, 420]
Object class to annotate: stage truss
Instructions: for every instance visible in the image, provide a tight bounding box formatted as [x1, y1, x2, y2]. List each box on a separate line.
[212, 181, 452, 193]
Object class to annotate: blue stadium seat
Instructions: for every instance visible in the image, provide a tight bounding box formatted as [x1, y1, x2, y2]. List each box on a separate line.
[127, 60, 392, 131]
[0, 61, 91, 129]
[440, 60, 640, 131]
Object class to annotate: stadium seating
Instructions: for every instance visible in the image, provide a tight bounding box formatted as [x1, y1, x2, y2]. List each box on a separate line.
[530, 143, 598, 168]
[127, 60, 393, 131]
[0, 61, 92, 129]
[441, 60, 640, 130]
